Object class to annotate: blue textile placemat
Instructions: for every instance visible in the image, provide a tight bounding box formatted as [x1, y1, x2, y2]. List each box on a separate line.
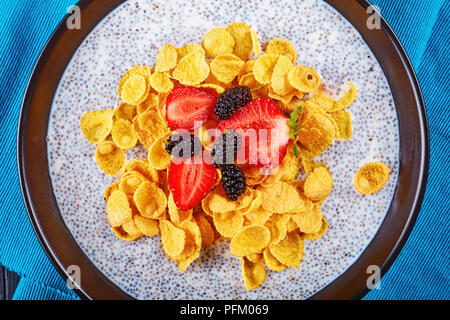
[0, 0, 448, 300]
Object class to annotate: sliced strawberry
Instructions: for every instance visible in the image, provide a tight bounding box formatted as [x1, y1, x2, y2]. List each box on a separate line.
[217, 97, 289, 169]
[166, 86, 217, 131]
[168, 155, 217, 211]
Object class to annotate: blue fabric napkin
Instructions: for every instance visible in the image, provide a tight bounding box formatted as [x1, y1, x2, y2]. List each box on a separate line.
[0, 0, 448, 300]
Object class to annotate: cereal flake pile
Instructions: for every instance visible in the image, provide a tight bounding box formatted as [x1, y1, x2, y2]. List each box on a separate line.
[80, 22, 389, 290]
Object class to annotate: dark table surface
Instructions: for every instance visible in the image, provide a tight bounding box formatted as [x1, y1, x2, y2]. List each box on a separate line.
[0, 265, 20, 300]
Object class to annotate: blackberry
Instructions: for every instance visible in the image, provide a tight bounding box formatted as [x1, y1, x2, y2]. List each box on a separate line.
[214, 86, 252, 120]
[165, 133, 202, 159]
[211, 129, 242, 168]
[221, 165, 247, 201]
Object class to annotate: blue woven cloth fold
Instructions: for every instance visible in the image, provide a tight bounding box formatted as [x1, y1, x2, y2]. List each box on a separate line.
[0, 0, 448, 300]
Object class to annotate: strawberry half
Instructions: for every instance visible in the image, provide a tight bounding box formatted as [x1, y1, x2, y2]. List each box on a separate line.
[166, 86, 217, 131]
[217, 97, 289, 169]
[168, 155, 217, 211]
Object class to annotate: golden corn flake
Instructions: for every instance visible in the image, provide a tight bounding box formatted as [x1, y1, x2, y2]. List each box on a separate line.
[244, 206, 272, 226]
[134, 215, 160, 237]
[302, 216, 328, 241]
[150, 72, 174, 93]
[95, 141, 126, 176]
[258, 181, 300, 213]
[246, 252, 263, 264]
[291, 205, 323, 234]
[123, 158, 159, 183]
[304, 166, 333, 201]
[80, 109, 114, 144]
[264, 214, 290, 245]
[269, 231, 304, 268]
[237, 189, 262, 215]
[118, 65, 151, 105]
[267, 87, 296, 105]
[137, 93, 158, 115]
[297, 103, 337, 158]
[213, 211, 244, 238]
[308, 89, 335, 112]
[286, 218, 299, 232]
[155, 45, 178, 72]
[238, 60, 256, 80]
[111, 119, 138, 149]
[271, 55, 295, 96]
[172, 52, 210, 85]
[177, 220, 202, 271]
[265, 38, 297, 63]
[168, 193, 193, 225]
[176, 44, 205, 59]
[263, 248, 287, 272]
[114, 103, 137, 122]
[148, 134, 172, 170]
[106, 189, 132, 227]
[133, 181, 167, 219]
[160, 220, 187, 258]
[332, 82, 357, 111]
[250, 29, 261, 57]
[119, 172, 146, 196]
[132, 118, 154, 149]
[278, 142, 300, 181]
[301, 157, 326, 175]
[288, 65, 321, 93]
[202, 28, 235, 58]
[204, 186, 239, 213]
[122, 219, 143, 237]
[241, 257, 267, 291]
[194, 213, 215, 248]
[104, 181, 119, 200]
[112, 226, 143, 242]
[331, 110, 353, 140]
[354, 162, 390, 195]
[210, 54, 244, 84]
[138, 109, 170, 143]
[253, 54, 279, 85]
[226, 22, 253, 60]
[196, 83, 225, 95]
[230, 225, 271, 257]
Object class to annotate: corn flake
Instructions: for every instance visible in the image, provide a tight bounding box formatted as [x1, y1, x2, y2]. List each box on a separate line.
[95, 141, 126, 176]
[253, 54, 279, 85]
[269, 231, 304, 268]
[118, 65, 152, 105]
[202, 28, 235, 58]
[354, 162, 390, 195]
[265, 38, 297, 63]
[172, 52, 210, 85]
[241, 257, 267, 291]
[213, 211, 244, 238]
[133, 181, 167, 219]
[155, 45, 178, 72]
[304, 166, 333, 201]
[210, 53, 244, 84]
[150, 72, 174, 93]
[148, 133, 172, 170]
[288, 65, 321, 93]
[230, 225, 271, 256]
[106, 189, 132, 227]
[226, 22, 253, 60]
[80, 109, 114, 144]
[271, 55, 295, 96]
